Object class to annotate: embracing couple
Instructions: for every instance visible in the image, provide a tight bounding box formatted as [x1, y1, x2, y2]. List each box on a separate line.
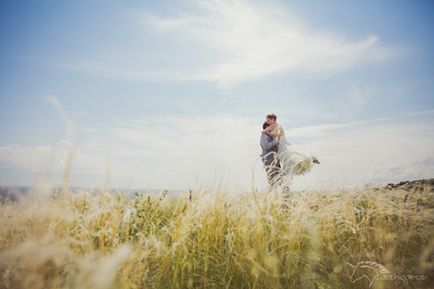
[260, 114, 320, 191]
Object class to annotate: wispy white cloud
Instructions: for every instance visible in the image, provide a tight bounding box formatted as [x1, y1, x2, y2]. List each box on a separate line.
[58, 0, 401, 89]
[0, 145, 52, 169]
[0, 142, 108, 188]
[285, 109, 434, 138]
[292, 120, 434, 190]
[80, 115, 262, 190]
[142, 0, 399, 88]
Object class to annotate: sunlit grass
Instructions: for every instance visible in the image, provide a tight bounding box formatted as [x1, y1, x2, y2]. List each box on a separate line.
[1, 185, 433, 289]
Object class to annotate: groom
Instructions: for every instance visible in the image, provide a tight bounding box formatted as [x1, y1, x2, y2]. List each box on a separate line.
[260, 119, 282, 187]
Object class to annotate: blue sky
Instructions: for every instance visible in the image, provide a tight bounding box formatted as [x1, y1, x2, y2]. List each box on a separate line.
[0, 0, 433, 191]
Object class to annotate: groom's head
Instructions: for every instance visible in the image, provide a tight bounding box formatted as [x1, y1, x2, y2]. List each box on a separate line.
[266, 114, 277, 125]
[262, 122, 270, 130]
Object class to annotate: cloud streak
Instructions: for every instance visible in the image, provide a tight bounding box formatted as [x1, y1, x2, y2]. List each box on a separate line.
[292, 120, 434, 190]
[286, 109, 434, 139]
[144, 0, 397, 88]
[59, 0, 401, 88]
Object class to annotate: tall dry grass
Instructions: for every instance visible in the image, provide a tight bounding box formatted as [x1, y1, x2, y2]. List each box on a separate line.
[0, 186, 433, 289]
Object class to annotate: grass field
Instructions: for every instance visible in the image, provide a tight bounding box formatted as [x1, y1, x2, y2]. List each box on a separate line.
[1, 185, 433, 289]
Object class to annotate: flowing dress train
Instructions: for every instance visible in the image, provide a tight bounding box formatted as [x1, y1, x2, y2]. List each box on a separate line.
[271, 125, 315, 183]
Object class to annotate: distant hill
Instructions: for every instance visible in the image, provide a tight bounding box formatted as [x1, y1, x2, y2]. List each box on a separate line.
[385, 178, 434, 192]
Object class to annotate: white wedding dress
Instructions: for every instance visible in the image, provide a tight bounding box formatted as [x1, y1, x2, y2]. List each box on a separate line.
[270, 124, 315, 182]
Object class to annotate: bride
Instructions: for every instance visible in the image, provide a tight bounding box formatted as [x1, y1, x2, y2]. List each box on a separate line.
[262, 115, 319, 183]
